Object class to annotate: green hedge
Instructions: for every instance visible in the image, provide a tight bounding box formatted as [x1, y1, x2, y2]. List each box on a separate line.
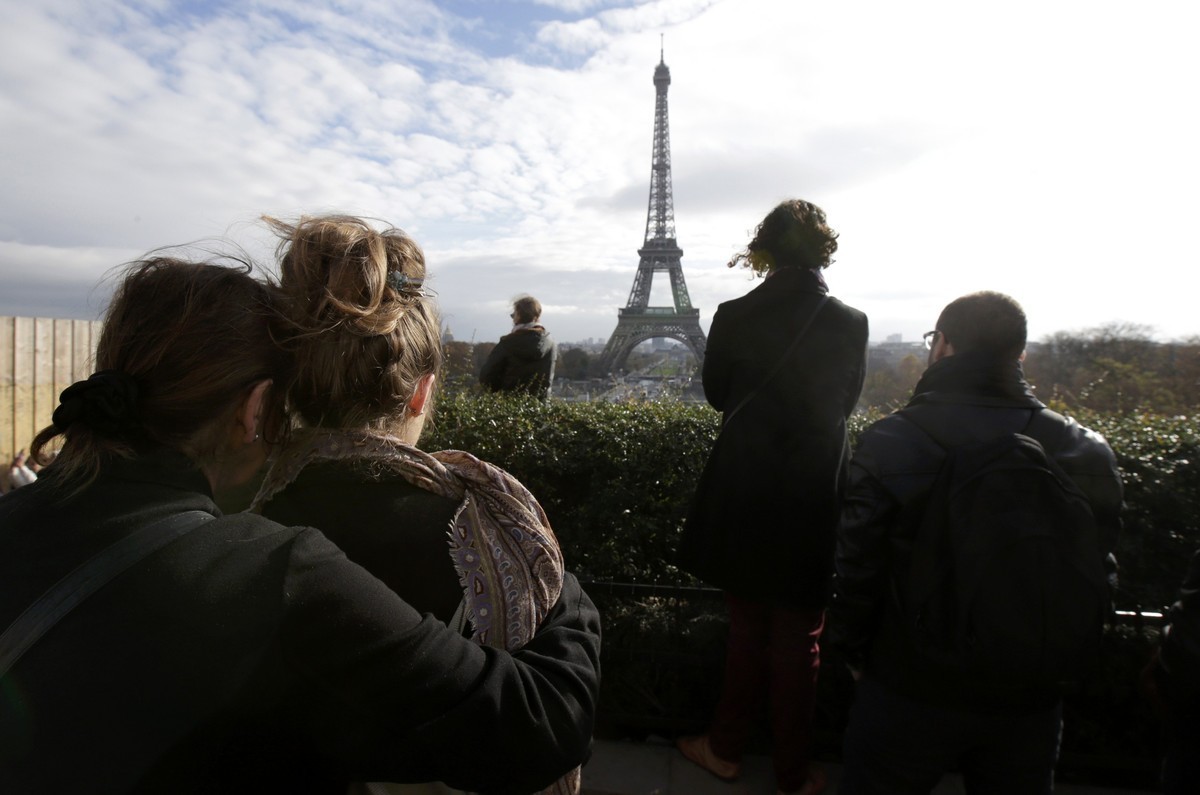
[424, 395, 1197, 778]
[426, 396, 1200, 608]
[1077, 410, 1200, 610]
[424, 392, 721, 583]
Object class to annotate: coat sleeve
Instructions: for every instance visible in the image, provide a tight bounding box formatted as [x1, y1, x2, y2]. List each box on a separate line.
[541, 337, 558, 385]
[701, 307, 733, 412]
[280, 530, 600, 794]
[1053, 418, 1123, 575]
[1161, 549, 1200, 701]
[844, 313, 870, 418]
[827, 444, 899, 669]
[479, 338, 508, 391]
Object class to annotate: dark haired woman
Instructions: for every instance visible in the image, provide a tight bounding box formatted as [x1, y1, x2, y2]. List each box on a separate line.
[676, 200, 869, 795]
[251, 215, 580, 794]
[0, 257, 598, 794]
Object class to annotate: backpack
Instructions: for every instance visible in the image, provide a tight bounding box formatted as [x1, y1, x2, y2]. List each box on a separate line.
[899, 409, 1110, 688]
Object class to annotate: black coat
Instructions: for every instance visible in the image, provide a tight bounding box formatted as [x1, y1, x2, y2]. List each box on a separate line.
[480, 326, 557, 398]
[261, 460, 464, 624]
[828, 352, 1123, 711]
[0, 448, 599, 794]
[1160, 547, 1200, 706]
[677, 267, 869, 606]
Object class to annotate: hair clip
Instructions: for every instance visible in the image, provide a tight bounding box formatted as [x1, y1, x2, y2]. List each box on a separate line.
[387, 271, 424, 294]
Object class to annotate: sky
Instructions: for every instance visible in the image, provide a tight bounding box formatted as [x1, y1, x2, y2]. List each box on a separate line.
[2, 0, 1198, 346]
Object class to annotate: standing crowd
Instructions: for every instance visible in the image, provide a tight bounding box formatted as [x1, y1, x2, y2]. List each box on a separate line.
[674, 199, 1188, 795]
[0, 200, 1193, 795]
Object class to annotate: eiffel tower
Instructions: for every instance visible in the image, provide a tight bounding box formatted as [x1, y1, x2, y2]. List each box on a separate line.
[595, 48, 706, 377]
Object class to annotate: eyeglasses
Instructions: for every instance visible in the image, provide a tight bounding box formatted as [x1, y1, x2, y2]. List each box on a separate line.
[923, 330, 941, 350]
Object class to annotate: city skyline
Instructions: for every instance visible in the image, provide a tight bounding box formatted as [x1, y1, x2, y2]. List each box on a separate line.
[2, 1, 1198, 345]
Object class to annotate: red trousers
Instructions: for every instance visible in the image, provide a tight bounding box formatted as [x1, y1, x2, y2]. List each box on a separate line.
[708, 593, 825, 792]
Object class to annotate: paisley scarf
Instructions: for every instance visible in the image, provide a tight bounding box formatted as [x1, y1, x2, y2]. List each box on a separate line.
[251, 428, 564, 652]
[251, 429, 579, 794]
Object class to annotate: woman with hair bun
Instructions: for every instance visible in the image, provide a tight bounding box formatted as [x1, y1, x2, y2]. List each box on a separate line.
[0, 255, 599, 794]
[253, 215, 582, 795]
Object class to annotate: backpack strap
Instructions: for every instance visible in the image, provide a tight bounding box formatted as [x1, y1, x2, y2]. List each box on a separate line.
[721, 295, 828, 428]
[0, 510, 214, 678]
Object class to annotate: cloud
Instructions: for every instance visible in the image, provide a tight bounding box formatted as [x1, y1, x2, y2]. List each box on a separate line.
[1, 0, 1198, 347]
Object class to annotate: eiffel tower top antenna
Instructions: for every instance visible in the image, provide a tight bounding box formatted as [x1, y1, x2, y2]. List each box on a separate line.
[644, 36, 676, 247]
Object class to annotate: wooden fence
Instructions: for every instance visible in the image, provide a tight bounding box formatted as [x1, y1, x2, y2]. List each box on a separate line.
[1, 315, 102, 467]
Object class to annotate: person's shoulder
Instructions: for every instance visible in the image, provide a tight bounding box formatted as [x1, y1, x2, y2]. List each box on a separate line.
[270, 458, 460, 522]
[206, 510, 309, 544]
[1036, 409, 1120, 477]
[825, 296, 868, 326]
[1034, 408, 1114, 454]
[212, 510, 365, 573]
[858, 409, 917, 446]
[853, 408, 936, 466]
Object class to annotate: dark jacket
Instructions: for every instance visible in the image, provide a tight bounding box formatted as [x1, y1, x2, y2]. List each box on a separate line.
[677, 267, 869, 606]
[1159, 548, 1200, 707]
[828, 351, 1123, 711]
[261, 460, 464, 623]
[0, 449, 599, 795]
[480, 326, 557, 399]
[1155, 548, 1200, 791]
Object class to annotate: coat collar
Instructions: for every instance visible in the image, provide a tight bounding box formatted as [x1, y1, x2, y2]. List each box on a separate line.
[760, 266, 829, 294]
[908, 350, 1042, 408]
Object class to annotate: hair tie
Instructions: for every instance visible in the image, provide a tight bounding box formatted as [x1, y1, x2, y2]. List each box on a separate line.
[386, 270, 424, 295]
[52, 370, 141, 435]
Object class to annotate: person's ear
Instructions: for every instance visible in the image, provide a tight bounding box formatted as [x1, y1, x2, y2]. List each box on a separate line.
[927, 331, 955, 366]
[237, 379, 273, 444]
[934, 333, 955, 361]
[407, 373, 436, 417]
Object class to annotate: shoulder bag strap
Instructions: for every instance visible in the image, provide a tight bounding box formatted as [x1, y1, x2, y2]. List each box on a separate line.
[721, 295, 828, 428]
[0, 509, 214, 677]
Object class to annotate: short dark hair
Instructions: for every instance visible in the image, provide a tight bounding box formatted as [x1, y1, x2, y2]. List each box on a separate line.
[513, 295, 542, 324]
[936, 291, 1027, 360]
[729, 199, 839, 275]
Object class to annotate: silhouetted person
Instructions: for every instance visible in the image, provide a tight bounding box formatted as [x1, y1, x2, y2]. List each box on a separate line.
[677, 199, 868, 795]
[830, 291, 1121, 794]
[0, 256, 599, 793]
[480, 295, 557, 399]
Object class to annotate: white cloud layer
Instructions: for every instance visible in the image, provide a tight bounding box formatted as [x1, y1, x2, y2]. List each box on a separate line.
[1, 0, 1198, 345]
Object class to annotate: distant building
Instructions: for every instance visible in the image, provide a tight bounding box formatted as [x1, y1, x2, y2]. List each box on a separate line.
[865, 340, 924, 375]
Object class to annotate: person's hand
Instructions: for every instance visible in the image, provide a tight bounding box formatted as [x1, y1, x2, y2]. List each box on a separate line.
[847, 664, 864, 682]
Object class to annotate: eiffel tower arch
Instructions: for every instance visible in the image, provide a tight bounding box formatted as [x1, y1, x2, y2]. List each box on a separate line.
[595, 49, 706, 377]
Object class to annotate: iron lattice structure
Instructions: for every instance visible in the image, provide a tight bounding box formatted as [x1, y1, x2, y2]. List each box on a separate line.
[595, 52, 707, 377]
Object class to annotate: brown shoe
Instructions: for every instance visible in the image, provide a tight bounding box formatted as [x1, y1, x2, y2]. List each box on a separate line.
[675, 734, 741, 782]
[778, 764, 827, 795]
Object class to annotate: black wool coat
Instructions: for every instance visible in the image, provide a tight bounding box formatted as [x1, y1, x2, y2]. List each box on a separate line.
[479, 326, 557, 399]
[0, 448, 599, 795]
[678, 267, 868, 607]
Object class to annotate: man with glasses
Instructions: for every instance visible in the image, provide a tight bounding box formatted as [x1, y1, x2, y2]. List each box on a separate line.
[828, 291, 1122, 794]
